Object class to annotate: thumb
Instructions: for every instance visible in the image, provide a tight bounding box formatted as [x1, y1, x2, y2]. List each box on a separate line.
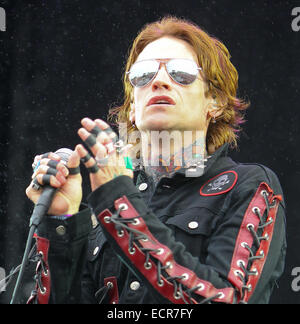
[67, 150, 81, 176]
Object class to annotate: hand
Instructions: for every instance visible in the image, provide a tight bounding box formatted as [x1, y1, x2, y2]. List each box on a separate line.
[76, 117, 133, 192]
[26, 150, 82, 215]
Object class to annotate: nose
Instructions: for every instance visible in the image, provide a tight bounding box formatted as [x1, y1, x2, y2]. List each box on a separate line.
[151, 64, 172, 91]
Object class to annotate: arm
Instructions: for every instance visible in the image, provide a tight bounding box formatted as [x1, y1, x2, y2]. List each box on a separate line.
[28, 209, 93, 304]
[26, 150, 95, 304]
[77, 117, 286, 304]
[87, 168, 286, 304]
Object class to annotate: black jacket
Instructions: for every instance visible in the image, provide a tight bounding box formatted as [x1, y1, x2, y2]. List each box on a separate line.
[28, 144, 287, 304]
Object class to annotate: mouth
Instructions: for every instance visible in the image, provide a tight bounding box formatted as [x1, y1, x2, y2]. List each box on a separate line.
[146, 96, 176, 107]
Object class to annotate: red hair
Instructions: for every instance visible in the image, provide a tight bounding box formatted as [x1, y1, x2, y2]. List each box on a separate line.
[109, 16, 249, 150]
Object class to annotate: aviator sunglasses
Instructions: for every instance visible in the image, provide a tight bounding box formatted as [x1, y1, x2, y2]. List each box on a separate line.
[127, 58, 202, 88]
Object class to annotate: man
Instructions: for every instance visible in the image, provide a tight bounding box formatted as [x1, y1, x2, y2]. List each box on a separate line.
[26, 17, 286, 304]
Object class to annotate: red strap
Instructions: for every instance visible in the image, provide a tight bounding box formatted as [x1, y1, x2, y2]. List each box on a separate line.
[104, 277, 119, 304]
[99, 198, 236, 304]
[35, 235, 51, 304]
[227, 182, 282, 302]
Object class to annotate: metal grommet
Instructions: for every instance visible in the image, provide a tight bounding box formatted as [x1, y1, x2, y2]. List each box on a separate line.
[40, 287, 47, 295]
[247, 223, 254, 231]
[117, 230, 124, 237]
[246, 284, 252, 292]
[156, 248, 164, 255]
[165, 261, 173, 269]
[196, 283, 205, 292]
[106, 281, 113, 289]
[174, 291, 181, 300]
[181, 273, 189, 281]
[132, 218, 140, 226]
[252, 207, 260, 214]
[261, 190, 269, 197]
[217, 292, 225, 300]
[119, 203, 128, 211]
[237, 260, 246, 268]
[241, 242, 248, 248]
[234, 270, 244, 278]
[157, 279, 164, 287]
[56, 225, 66, 236]
[104, 216, 111, 223]
[129, 247, 136, 255]
[144, 262, 152, 270]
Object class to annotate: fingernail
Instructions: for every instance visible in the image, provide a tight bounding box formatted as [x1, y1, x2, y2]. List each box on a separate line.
[62, 166, 69, 177]
[56, 172, 66, 185]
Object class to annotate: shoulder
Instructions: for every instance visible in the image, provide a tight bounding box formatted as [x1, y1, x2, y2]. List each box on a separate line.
[234, 162, 281, 185]
[232, 162, 285, 204]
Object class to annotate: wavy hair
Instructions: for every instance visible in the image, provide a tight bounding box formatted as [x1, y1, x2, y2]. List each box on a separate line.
[108, 16, 249, 151]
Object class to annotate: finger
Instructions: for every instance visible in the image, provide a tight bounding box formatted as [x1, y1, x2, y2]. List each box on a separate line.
[32, 152, 61, 170]
[76, 144, 100, 174]
[94, 119, 118, 144]
[34, 173, 65, 188]
[67, 150, 81, 175]
[35, 159, 69, 178]
[78, 128, 107, 159]
[34, 165, 67, 184]
[81, 118, 112, 146]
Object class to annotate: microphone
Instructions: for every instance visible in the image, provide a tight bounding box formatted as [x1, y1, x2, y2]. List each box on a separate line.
[29, 148, 73, 228]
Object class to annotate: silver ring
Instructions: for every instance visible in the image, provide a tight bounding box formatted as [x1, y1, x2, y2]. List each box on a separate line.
[114, 140, 125, 153]
[32, 178, 41, 191]
[95, 156, 109, 166]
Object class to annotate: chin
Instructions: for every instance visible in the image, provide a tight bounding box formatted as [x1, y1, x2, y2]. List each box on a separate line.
[140, 120, 174, 131]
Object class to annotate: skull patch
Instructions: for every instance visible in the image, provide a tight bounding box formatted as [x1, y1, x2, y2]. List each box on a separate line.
[200, 171, 238, 196]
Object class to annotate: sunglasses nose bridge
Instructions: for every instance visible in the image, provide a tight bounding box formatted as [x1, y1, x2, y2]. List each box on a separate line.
[153, 60, 172, 84]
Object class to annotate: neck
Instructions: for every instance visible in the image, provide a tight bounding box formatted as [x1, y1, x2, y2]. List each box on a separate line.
[139, 130, 207, 183]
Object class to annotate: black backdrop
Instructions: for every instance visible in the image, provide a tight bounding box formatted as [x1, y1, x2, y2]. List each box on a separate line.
[0, 0, 299, 304]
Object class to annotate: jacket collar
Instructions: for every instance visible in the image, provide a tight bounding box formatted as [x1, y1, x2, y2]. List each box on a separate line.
[134, 143, 231, 182]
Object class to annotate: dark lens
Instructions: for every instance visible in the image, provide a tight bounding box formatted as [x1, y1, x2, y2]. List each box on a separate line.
[129, 60, 159, 87]
[167, 59, 198, 85]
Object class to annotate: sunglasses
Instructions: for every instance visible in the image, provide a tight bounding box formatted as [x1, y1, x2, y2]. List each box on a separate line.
[126, 58, 202, 88]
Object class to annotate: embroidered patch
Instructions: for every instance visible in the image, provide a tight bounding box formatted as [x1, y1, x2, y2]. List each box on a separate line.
[200, 171, 238, 196]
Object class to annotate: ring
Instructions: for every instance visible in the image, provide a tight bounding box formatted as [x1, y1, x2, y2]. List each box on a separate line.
[114, 140, 125, 153]
[95, 156, 109, 166]
[32, 178, 41, 191]
[33, 161, 41, 173]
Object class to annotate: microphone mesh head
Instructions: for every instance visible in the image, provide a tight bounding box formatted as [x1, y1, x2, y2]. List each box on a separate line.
[55, 148, 73, 163]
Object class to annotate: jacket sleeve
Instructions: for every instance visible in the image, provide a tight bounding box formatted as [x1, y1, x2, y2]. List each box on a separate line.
[27, 209, 93, 304]
[87, 166, 286, 304]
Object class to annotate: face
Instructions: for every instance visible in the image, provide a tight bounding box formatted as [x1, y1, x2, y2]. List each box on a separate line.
[130, 36, 215, 134]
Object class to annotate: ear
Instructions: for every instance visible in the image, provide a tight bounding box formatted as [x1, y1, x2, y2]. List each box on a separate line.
[207, 99, 223, 120]
[129, 102, 136, 124]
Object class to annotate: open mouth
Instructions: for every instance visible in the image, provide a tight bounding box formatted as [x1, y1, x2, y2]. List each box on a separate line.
[147, 96, 176, 107]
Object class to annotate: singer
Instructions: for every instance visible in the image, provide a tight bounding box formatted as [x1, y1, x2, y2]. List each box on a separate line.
[25, 17, 286, 304]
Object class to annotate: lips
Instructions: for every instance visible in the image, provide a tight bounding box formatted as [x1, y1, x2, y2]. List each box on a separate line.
[147, 96, 176, 107]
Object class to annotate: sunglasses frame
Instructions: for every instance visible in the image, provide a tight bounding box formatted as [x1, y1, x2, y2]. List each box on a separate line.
[126, 58, 202, 88]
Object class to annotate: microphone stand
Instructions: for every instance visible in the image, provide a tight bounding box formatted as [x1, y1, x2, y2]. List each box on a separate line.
[10, 187, 56, 304]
